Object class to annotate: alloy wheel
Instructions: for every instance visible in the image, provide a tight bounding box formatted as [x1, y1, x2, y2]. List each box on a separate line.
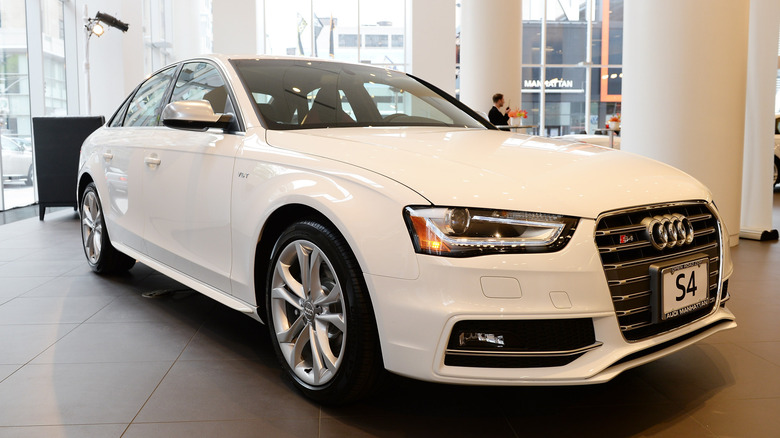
[81, 190, 103, 265]
[270, 239, 347, 386]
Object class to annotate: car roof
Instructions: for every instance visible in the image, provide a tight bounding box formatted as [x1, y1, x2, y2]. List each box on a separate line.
[192, 54, 400, 73]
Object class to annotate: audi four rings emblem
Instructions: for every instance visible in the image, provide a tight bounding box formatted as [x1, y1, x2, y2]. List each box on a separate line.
[641, 214, 695, 250]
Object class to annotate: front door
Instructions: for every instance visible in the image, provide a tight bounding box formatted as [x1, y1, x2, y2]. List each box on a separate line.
[142, 62, 239, 293]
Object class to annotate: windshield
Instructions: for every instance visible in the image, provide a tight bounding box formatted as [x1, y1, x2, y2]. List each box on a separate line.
[231, 59, 488, 130]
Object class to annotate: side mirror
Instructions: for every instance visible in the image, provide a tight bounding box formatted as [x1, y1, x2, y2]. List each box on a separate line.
[161, 100, 234, 131]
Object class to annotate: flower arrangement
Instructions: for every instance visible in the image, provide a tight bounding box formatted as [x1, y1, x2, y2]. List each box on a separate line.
[508, 109, 528, 119]
[607, 114, 621, 130]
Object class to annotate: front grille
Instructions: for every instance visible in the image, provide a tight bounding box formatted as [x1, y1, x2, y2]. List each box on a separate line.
[444, 319, 599, 368]
[595, 202, 722, 341]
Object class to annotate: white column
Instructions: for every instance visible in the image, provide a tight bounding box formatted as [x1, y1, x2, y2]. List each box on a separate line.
[622, 0, 750, 246]
[212, 0, 257, 54]
[740, 0, 780, 240]
[406, 0, 456, 94]
[459, 0, 522, 117]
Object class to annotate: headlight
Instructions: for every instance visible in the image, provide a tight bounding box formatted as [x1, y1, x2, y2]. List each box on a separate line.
[404, 206, 579, 257]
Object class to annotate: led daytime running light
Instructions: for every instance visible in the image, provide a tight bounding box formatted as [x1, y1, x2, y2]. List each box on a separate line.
[404, 206, 578, 257]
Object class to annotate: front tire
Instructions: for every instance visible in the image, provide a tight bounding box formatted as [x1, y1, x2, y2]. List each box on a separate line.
[80, 182, 136, 274]
[266, 220, 382, 404]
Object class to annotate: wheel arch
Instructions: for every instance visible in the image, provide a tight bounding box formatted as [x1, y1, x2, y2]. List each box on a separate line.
[253, 203, 360, 322]
[77, 172, 95, 205]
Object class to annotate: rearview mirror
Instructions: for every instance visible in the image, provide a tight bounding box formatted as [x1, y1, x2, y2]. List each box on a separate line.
[161, 100, 234, 131]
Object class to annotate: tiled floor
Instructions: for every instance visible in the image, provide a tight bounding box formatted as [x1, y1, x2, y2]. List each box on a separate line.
[0, 194, 779, 438]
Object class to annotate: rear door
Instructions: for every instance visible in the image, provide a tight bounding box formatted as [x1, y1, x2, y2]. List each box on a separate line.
[99, 66, 177, 252]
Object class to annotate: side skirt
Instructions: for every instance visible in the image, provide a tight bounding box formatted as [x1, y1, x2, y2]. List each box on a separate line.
[113, 242, 263, 321]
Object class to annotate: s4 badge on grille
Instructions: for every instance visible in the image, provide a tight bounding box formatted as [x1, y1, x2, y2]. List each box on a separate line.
[620, 234, 635, 244]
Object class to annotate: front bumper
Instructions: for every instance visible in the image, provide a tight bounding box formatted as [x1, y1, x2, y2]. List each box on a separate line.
[364, 219, 736, 385]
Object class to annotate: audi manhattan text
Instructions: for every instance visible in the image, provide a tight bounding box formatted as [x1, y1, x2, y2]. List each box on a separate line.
[77, 55, 736, 403]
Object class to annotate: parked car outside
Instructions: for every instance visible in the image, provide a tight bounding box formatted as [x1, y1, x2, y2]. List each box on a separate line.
[1, 135, 34, 186]
[77, 55, 736, 403]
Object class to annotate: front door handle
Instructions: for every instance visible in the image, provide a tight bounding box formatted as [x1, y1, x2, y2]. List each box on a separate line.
[102, 152, 113, 161]
[144, 155, 161, 167]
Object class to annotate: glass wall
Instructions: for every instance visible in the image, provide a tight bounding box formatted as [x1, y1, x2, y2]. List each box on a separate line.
[263, 0, 406, 71]
[1, 0, 70, 211]
[455, 0, 624, 136]
[522, 0, 623, 136]
[0, 0, 32, 210]
[144, 0, 174, 74]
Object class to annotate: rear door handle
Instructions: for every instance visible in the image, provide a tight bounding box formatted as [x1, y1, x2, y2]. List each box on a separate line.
[144, 155, 161, 167]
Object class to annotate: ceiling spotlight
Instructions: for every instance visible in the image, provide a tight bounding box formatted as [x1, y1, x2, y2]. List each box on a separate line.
[89, 22, 104, 37]
[85, 11, 129, 38]
[95, 11, 130, 32]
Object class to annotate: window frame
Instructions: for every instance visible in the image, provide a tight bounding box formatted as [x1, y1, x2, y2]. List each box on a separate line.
[121, 65, 178, 128]
[106, 59, 246, 133]
[167, 59, 246, 133]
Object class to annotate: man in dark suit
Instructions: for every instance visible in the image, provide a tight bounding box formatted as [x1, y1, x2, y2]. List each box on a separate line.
[488, 93, 510, 128]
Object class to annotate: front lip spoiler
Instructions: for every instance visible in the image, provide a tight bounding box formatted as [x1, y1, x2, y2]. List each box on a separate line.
[445, 342, 604, 359]
[607, 318, 734, 370]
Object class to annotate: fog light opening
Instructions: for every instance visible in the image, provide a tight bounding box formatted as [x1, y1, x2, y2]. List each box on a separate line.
[458, 331, 505, 348]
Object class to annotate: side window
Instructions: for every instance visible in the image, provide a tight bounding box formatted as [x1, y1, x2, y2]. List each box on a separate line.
[171, 62, 230, 114]
[124, 67, 176, 127]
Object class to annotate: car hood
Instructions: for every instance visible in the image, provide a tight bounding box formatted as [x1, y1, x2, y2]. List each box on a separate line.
[265, 127, 712, 219]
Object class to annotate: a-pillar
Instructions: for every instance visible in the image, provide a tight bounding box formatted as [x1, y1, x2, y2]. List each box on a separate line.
[621, 0, 750, 246]
[459, 0, 522, 117]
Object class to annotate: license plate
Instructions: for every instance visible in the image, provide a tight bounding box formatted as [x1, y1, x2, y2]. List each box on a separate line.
[656, 256, 710, 320]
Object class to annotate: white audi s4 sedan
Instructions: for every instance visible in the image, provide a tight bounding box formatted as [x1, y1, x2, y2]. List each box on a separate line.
[77, 55, 736, 403]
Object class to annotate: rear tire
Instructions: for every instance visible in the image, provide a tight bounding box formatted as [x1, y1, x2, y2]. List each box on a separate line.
[266, 220, 383, 405]
[80, 182, 136, 274]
